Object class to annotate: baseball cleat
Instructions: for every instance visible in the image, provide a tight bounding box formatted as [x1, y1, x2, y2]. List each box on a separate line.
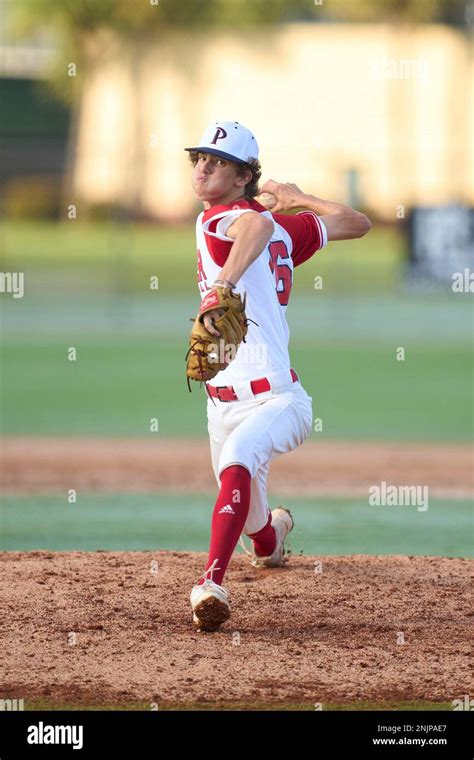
[190, 579, 231, 632]
[240, 507, 294, 568]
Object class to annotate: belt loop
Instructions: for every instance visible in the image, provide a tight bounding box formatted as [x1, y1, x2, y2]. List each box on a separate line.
[250, 377, 271, 395]
[216, 385, 238, 402]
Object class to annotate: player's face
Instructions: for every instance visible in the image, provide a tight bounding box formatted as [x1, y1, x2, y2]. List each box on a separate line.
[192, 152, 248, 205]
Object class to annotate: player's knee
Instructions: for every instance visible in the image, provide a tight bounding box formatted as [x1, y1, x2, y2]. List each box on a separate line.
[218, 459, 251, 480]
[218, 442, 252, 479]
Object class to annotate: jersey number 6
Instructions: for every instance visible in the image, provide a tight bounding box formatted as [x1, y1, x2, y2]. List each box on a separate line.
[268, 241, 292, 306]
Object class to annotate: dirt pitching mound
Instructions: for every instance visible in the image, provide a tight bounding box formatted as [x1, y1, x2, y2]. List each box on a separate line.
[1, 551, 471, 709]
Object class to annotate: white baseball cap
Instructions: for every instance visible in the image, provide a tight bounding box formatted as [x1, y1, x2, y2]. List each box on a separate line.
[185, 120, 259, 165]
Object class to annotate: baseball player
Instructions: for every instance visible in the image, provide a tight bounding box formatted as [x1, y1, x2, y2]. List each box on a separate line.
[185, 120, 371, 632]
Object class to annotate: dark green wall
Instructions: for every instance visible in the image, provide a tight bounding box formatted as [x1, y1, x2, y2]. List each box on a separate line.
[0, 78, 70, 138]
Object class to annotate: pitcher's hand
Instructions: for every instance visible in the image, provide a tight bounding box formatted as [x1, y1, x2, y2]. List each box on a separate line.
[260, 179, 308, 213]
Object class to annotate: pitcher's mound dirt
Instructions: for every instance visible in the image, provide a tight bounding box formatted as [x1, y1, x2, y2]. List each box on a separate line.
[0, 551, 471, 709]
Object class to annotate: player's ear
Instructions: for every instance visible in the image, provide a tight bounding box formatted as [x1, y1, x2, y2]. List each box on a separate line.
[236, 169, 252, 187]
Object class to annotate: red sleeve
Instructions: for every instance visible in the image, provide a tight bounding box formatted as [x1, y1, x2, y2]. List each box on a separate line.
[273, 211, 325, 267]
[203, 223, 233, 266]
[204, 236, 232, 266]
[202, 199, 267, 266]
[202, 204, 238, 266]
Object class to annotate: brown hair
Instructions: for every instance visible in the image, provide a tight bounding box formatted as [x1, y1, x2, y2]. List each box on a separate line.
[188, 151, 261, 200]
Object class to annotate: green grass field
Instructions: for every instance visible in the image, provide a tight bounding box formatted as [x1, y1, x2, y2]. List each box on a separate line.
[2, 493, 471, 556]
[1, 220, 471, 439]
[23, 698, 454, 711]
[1, 220, 402, 294]
[0, 335, 471, 439]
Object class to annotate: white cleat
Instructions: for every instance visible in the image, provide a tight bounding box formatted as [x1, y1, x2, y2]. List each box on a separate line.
[240, 507, 295, 568]
[190, 579, 231, 632]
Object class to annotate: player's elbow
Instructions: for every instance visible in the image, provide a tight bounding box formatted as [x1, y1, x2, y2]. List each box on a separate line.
[254, 214, 274, 239]
[353, 211, 372, 238]
[262, 217, 275, 242]
[322, 208, 371, 241]
[241, 212, 274, 244]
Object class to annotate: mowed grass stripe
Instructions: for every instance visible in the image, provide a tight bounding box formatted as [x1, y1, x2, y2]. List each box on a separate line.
[1, 493, 471, 557]
[1, 338, 471, 439]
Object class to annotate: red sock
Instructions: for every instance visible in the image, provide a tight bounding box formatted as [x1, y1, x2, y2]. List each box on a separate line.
[199, 464, 251, 587]
[247, 512, 276, 557]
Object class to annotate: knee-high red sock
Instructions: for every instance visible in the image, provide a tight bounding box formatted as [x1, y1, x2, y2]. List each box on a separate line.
[247, 512, 276, 557]
[199, 464, 251, 587]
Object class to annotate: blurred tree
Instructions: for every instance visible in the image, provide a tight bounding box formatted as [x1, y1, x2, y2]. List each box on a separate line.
[12, 0, 314, 47]
[11, 0, 469, 77]
[9, 0, 317, 216]
[11, 0, 468, 97]
[325, 0, 468, 24]
[9, 0, 468, 218]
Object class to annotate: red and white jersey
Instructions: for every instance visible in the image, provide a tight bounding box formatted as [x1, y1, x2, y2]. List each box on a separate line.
[195, 198, 327, 385]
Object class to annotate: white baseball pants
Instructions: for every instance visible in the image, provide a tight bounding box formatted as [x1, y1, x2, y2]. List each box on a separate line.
[207, 375, 313, 535]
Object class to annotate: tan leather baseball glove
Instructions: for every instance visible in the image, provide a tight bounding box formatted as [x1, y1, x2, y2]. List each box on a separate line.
[186, 286, 249, 387]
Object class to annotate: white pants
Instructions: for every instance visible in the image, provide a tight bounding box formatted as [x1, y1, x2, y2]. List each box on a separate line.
[207, 378, 313, 535]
